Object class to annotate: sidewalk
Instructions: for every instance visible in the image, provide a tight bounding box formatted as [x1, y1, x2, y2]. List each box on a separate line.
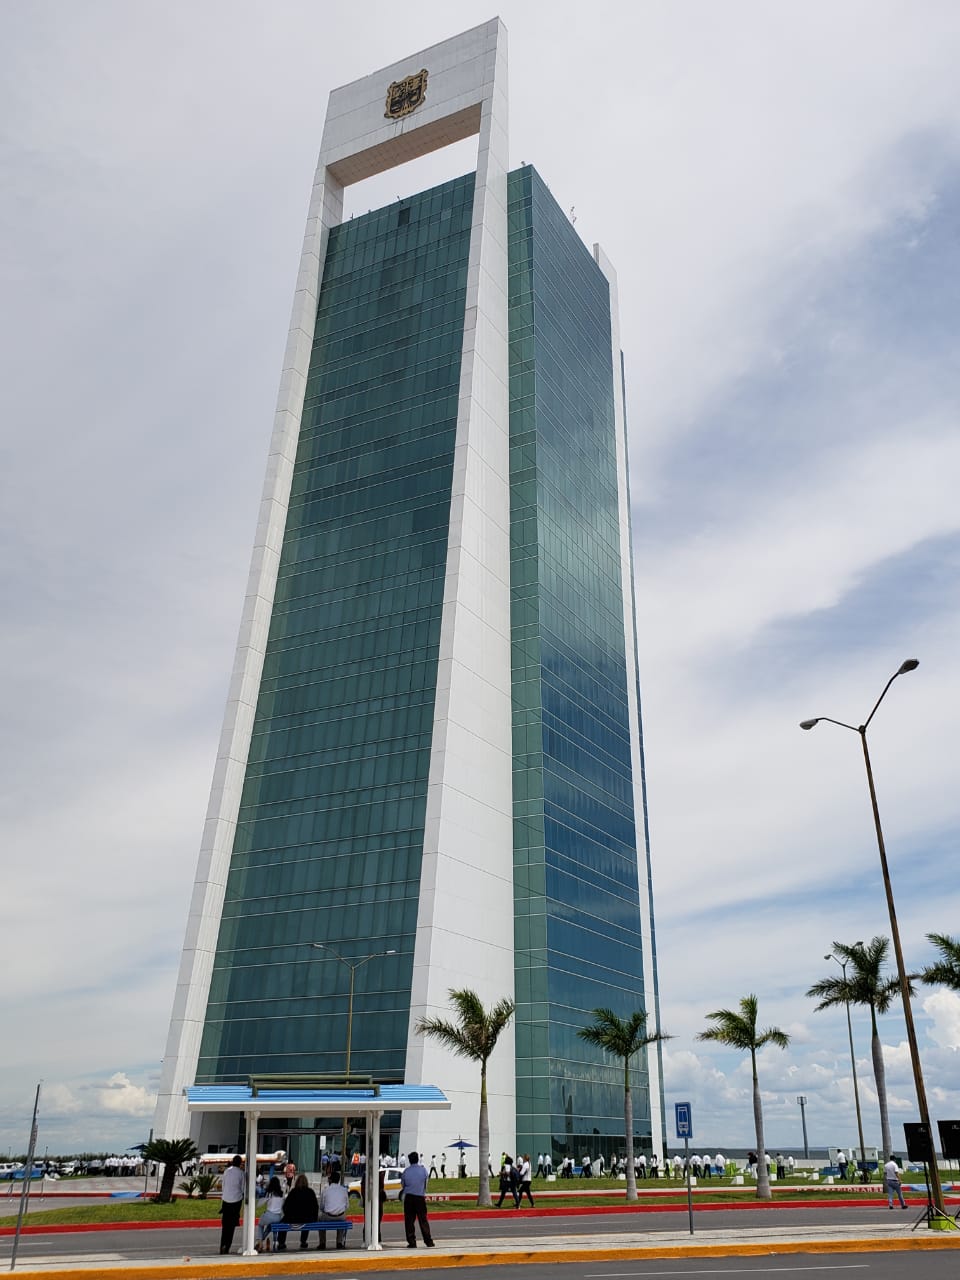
[4, 1214, 959, 1279]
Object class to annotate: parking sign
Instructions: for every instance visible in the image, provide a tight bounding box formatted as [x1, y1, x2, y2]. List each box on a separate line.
[675, 1102, 693, 1140]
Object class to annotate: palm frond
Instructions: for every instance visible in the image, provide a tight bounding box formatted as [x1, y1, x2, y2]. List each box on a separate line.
[699, 995, 787, 1053]
[920, 933, 960, 992]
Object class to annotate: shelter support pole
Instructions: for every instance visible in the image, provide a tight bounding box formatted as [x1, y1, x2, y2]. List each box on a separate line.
[242, 1111, 259, 1256]
[368, 1113, 382, 1250]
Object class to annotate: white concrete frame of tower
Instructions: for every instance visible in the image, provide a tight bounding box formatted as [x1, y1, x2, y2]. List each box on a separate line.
[154, 19, 516, 1159]
[594, 245, 665, 1164]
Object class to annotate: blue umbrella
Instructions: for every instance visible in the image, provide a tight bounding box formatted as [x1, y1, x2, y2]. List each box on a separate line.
[448, 1137, 476, 1149]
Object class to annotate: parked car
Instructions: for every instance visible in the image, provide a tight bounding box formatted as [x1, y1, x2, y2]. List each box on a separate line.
[347, 1168, 403, 1201]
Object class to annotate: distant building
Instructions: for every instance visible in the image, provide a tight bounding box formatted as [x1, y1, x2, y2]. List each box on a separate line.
[155, 17, 663, 1168]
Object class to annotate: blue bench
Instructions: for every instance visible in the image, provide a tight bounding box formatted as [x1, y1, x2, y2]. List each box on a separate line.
[267, 1220, 352, 1248]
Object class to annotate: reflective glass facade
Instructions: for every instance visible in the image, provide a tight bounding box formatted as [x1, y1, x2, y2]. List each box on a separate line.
[193, 165, 658, 1162]
[197, 173, 476, 1085]
[508, 168, 656, 1159]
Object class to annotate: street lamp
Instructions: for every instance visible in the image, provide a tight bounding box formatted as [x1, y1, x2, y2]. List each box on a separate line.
[311, 944, 397, 1163]
[796, 1096, 809, 1160]
[800, 658, 948, 1217]
[825, 948, 867, 1182]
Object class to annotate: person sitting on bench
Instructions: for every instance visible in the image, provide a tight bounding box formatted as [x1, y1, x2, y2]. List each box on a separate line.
[257, 1176, 285, 1249]
[319, 1169, 350, 1249]
[278, 1173, 319, 1251]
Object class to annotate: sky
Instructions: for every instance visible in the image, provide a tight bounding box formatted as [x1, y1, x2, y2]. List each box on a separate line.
[2, 0, 959, 1157]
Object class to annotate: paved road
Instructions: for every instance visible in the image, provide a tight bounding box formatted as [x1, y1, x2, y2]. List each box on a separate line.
[0, 1201, 941, 1269]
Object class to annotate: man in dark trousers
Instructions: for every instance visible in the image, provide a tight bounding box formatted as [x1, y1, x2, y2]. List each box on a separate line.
[219, 1156, 245, 1255]
[400, 1151, 435, 1248]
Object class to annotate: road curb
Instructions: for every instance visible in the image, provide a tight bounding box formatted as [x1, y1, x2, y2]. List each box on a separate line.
[6, 1233, 960, 1279]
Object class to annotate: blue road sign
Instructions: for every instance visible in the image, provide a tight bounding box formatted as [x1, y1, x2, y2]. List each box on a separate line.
[675, 1101, 693, 1140]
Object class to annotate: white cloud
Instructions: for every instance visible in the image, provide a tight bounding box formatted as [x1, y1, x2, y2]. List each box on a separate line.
[923, 990, 960, 1049]
[89, 1074, 156, 1118]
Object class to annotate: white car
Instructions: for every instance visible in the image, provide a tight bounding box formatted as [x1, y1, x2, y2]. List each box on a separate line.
[347, 1168, 403, 1201]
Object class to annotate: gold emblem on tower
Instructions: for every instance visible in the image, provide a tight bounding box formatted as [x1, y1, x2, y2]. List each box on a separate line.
[384, 68, 428, 119]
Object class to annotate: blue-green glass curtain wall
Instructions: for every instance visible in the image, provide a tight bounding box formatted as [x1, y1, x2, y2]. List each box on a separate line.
[197, 173, 476, 1084]
[508, 167, 655, 1161]
[194, 165, 657, 1163]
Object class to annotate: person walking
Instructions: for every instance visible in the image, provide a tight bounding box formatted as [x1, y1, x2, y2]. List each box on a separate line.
[496, 1158, 519, 1208]
[883, 1156, 908, 1209]
[400, 1151, 435, 1248]
[429, 1155, 438, 1180]
[518, 1154, 535, 1207]
[836, 1148, 849, 1181]
[219, 1156, 246, 1255]
[440, 1153, 447, 1178]
[536, 1153, 545, 1178]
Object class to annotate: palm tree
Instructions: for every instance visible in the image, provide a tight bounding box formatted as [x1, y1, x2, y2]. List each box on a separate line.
[698, 995, 789, 1201]
[919, 933, 960, 991]
[806, 936, 904, 1158]
[415, 988, 515, 1207]
[140, 1137, 199, 1204]
[577, 1007, 671, 1203]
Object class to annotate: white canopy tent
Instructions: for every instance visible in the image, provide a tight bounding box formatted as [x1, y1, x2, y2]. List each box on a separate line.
[185, 1083, 450, 1255]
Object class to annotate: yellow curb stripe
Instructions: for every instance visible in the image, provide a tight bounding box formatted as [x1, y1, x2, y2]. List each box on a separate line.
[7, 1234, 960, 1280]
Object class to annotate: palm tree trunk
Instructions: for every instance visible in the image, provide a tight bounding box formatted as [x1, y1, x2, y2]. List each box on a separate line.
[623, 1059, 637, 1202]
[752, 1050, 771, 1201]
[477, 1061, 491, 1206]
[158, 1165, 177, 1203]
[869, 1003, 892, 1156]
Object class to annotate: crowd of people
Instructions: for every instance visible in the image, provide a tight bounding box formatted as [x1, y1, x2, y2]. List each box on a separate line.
[220, 1150, 440, 1255]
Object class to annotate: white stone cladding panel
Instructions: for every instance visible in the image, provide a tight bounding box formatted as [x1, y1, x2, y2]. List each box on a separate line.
[402, 18, 515, 1159]
[153, 152, 344, 1140]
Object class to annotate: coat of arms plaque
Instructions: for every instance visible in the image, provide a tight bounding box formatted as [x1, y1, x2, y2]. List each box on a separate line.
[384, 68, 428, 119]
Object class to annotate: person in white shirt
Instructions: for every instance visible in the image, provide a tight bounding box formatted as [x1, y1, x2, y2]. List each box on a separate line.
[258, 1176, 285, 1249]
[219, 1156, 246, 1255]
[319, 1170, 350, 1249]
[715, 1153, 726, 1176]
[883, 1156, 907, 1209]
[518, 1154, 535, 1207]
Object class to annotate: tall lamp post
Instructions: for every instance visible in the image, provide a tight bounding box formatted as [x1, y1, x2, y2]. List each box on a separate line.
[796, 1095, 809, 1160]
[800, 658, 947, 1218]
[825, 948, 868, 1182]
[311, 943, 397, 1163]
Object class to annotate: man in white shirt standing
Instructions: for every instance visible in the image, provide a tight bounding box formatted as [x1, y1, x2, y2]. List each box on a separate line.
[883, 1156, 907, 1209]
[400, 1152, 435, 1248]
[219, 1156, 246, 1255]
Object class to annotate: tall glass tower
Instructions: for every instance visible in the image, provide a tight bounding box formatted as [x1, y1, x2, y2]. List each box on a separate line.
[156, 18, 664, 1167]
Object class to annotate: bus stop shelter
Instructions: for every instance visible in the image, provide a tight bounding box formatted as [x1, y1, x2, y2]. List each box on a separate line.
[185, 1082, 450, 1256]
